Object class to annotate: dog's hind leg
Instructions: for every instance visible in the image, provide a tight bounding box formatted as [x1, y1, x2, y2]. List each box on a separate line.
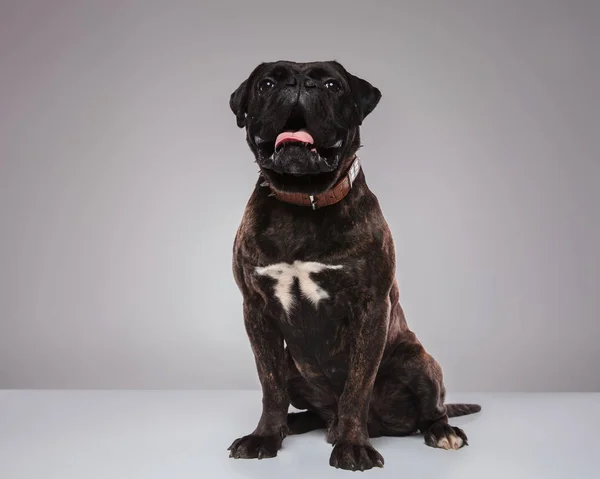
[375, 289, 480, 448]
[405, 349, 477, 450]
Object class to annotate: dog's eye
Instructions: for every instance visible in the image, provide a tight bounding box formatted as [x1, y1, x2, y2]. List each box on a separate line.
[324, 79, 342, 92]
[258, 79, 276, 92]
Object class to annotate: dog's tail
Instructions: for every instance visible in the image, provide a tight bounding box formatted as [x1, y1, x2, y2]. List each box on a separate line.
[287, 411, 327, 435]
[446, 403, 482, 418]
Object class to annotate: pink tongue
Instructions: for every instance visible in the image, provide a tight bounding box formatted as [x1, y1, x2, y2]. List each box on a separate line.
[275, 130, 314, 149]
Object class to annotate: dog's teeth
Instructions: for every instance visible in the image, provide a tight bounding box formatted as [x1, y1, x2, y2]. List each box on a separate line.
[260, 181, 269, 187]
[268, 192, 276, 197]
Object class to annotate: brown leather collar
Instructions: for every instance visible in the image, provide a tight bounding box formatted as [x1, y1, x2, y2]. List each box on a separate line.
[264, 157, 361, 210]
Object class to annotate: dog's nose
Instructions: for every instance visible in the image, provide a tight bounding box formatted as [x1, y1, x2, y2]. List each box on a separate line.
[289, 74, 316, 89]
[297, 74, 316, 88]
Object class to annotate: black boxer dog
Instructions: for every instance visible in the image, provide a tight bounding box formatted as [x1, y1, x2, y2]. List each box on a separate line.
[227, 60, 481, 471]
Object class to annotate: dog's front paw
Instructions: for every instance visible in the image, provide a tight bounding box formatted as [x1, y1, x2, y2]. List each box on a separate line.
[228, 434, 283, 459]
[329, 443, 384, 471]
[424, 422, 468, 450]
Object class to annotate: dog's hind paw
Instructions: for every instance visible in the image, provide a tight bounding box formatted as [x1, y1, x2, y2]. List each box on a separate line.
[424, 423, 468, 450]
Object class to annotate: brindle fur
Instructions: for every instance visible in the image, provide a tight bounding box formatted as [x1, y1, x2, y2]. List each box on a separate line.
[227, 61, 481, 471]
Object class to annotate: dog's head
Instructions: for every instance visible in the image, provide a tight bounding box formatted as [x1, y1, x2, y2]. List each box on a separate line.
[230, 61, 381, 194]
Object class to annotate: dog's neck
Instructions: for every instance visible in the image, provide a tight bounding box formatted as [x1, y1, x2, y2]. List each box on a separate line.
[262, 157, 361, 210]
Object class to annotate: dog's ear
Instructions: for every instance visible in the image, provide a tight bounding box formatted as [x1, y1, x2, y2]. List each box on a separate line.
[229, 79, 249, 129]
[229, 63, 265, 129]
[347, 73, 381, 125]
[335, 64, 381, 125]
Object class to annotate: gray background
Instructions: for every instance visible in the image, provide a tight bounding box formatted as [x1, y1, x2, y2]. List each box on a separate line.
[1, 0, 598, 392]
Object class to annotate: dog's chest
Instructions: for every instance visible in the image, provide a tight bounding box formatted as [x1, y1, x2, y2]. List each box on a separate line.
[254, 260, 345, 315]
[254, 260, 353, 369]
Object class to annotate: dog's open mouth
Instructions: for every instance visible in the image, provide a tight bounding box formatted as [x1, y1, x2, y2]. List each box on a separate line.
[253, 128, 344, 192]
[250, 114, 347, 192]
[274, 130, 318, 152]
[255, 129, 343, 174]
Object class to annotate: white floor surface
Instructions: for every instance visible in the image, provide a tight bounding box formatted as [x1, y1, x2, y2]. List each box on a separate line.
[0, 390, 598, 478]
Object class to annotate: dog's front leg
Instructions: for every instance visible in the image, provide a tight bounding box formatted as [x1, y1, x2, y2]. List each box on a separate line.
[328, 299, 389, 471]
[228, 301, 289, 459]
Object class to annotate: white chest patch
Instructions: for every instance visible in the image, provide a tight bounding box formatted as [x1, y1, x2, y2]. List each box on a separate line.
[255, 261, 343, 314]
